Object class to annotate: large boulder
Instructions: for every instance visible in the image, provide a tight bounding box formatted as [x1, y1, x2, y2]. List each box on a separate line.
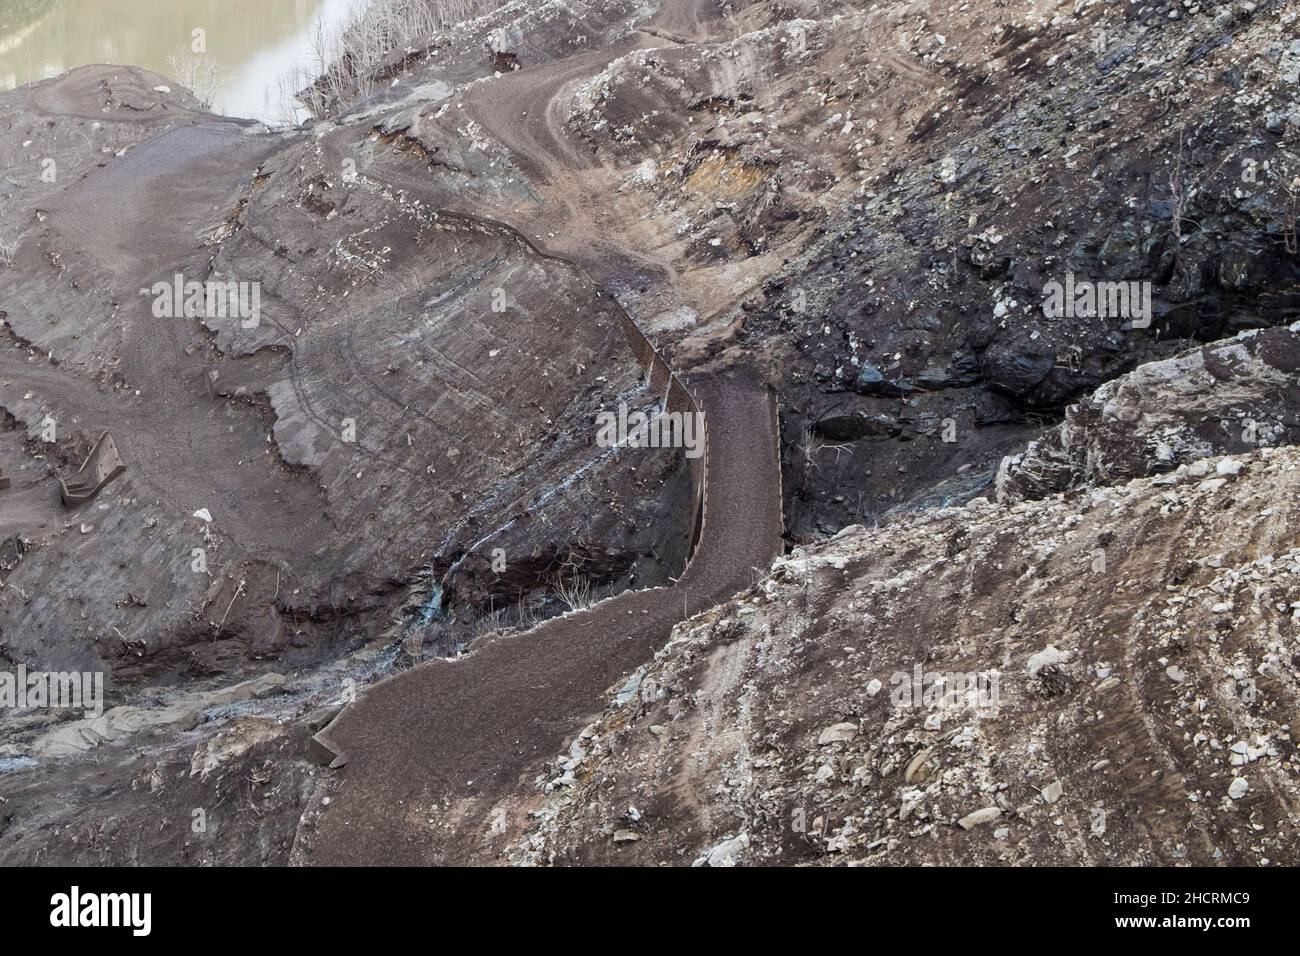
[997, 325, 1300, 503]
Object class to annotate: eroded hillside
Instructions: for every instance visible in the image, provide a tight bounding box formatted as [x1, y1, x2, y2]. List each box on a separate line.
[1, 0, 1297, 866]
[508, 433, 1300, 866]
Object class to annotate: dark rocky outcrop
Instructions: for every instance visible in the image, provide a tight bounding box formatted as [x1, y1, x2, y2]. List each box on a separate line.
[998, 325, 1300, 502]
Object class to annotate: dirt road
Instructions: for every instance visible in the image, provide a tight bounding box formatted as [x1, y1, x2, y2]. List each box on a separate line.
[308, 1, 788, 864]
[311, 367, 783, 864]
[456, 34, 687, 318]
[415, 0, 741, 329]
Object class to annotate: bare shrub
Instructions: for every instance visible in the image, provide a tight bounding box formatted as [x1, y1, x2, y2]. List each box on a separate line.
[167, 53, 225, 109]
[551, 573, 594, 613]
[280, 0, 509, 120]
[473, 605, 509, 639]
[513, 594, 538, 631]
[800, 424, 853, 471]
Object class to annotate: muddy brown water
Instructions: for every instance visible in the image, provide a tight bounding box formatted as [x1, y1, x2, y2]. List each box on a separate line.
[0, 0, 358, 122]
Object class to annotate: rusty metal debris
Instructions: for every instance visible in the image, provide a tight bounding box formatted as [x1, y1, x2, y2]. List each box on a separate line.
[59, 431, 126, 507]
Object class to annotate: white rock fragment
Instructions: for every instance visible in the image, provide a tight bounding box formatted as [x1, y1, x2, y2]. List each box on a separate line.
[692, 833, 749, 867]
[1026, 645, 1071, 677]
[817, 722, 858, 745]
[958, 806, 1002, 829]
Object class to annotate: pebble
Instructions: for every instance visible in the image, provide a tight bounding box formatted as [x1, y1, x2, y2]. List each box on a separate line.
[904, 747, 934, 784]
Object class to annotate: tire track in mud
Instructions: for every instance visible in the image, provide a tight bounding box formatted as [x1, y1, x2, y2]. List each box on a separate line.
[452, 28, 693, 310]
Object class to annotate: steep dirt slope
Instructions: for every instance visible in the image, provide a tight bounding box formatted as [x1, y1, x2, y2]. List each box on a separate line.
[322, 0, 1300, 543]
[508, 439, 1300, 866]
[0, 64, 689, 683]
[0, 64, 696, 861]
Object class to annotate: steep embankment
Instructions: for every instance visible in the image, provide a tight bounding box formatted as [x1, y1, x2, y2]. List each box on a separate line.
[0, 61, 704, 862]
